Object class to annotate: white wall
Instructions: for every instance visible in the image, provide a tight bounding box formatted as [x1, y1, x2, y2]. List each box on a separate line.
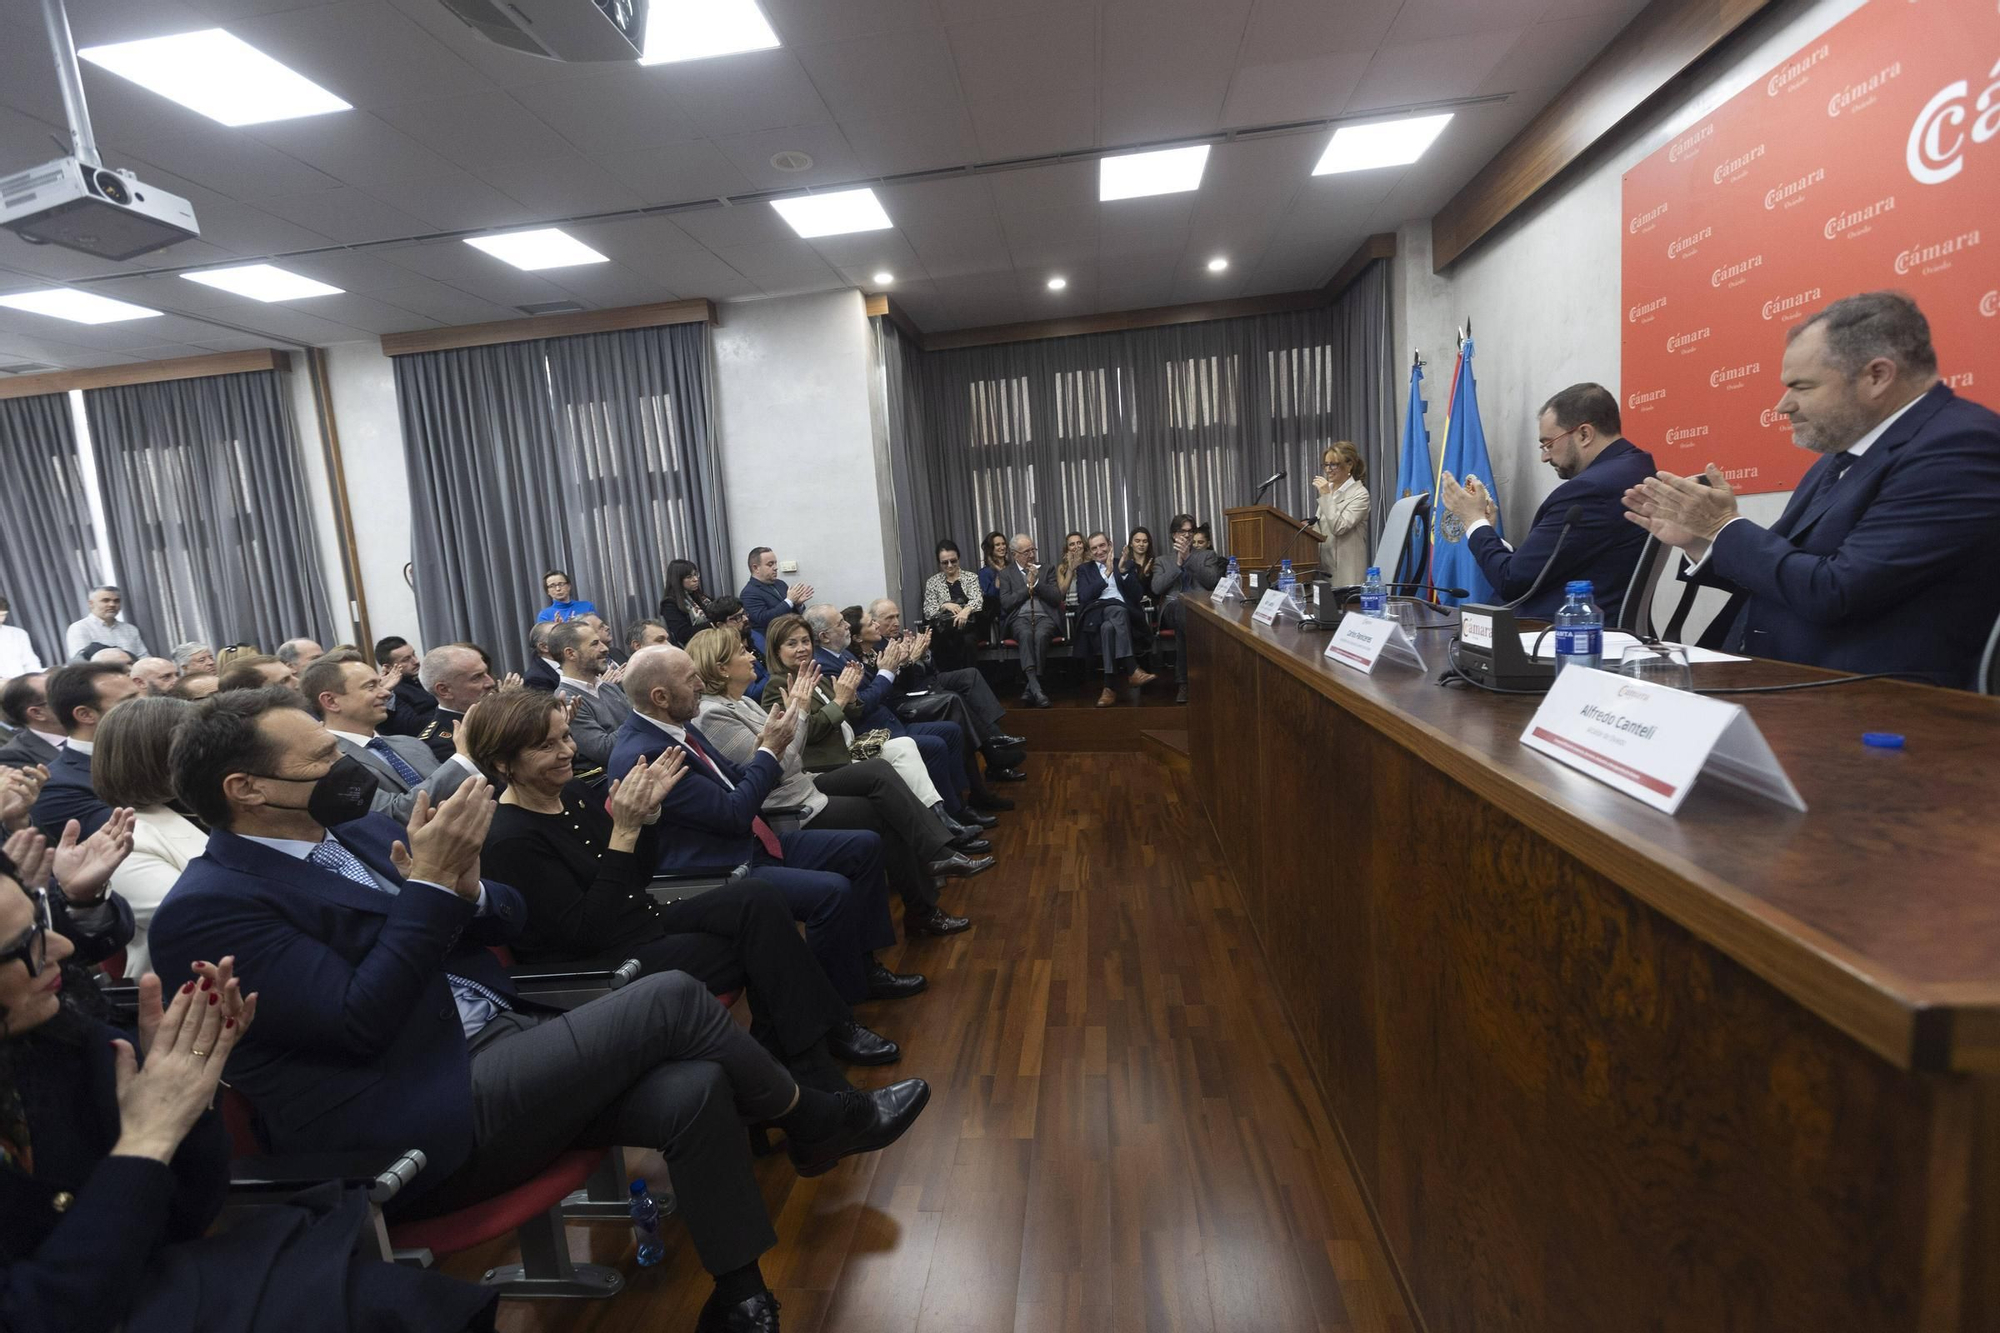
[1392, 0, 1870, 544]
[711, 289, 895, 610]
[285, 361, 353, 641]
[320, 340, 422, 645]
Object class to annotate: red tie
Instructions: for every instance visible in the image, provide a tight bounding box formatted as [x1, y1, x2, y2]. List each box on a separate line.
[681, 730, 783, 861]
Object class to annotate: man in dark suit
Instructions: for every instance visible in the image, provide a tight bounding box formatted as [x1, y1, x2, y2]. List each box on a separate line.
[993, 534, 1066, 707]
[1625, 291, 2000, 689]
[608, 645, 922, 1005]
[0, 672, 63, 769]
[373, 635, 438, 738]
[739, 546, 814, 635]
[521, 621, 561, 693]
[860, 601, 1026, 777]
[146, 686, 928, 1331]
[1076, 532, 1159, 708]
[1153, 515, 1228, 704]
[31, 661, 140, 838]
[302, 654, 478, 824]
[416, 644, 501, 762]
[1440, 382, 1657, 622]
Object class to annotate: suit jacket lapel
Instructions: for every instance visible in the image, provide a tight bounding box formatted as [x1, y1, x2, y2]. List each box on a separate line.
[1784, 386, 1949, 540]
[336, 732, 409, 792]
[205, 829, 395, 916]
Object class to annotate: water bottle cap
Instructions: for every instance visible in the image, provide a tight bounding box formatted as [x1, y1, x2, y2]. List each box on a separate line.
[629, 1179, 648, 1195]
[1862, 732, 1905, 749]
[1366, 566, 1380, 577]
[1565, 580, 1593, 596]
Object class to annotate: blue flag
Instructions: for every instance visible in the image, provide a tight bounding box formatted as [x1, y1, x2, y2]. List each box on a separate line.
[1393, 357, 1432, 587]
[1429, 337, 1499, 606]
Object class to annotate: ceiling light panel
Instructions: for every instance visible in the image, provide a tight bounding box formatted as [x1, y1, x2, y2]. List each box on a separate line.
[769, 188, 893, 239]
[77, 30, 350, 127]
[0, 289, 162, 324]
[1313, 113, 1454, 175]
[182, 264, 343, 302]
[1099, 145, 1210, 201]
[464, 228, 611, 270]
[640, 0, 781, 64]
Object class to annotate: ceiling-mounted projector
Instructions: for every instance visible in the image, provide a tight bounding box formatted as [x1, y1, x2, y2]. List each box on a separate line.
[437, 0, 647, 61]
[0, 157, 198, 261]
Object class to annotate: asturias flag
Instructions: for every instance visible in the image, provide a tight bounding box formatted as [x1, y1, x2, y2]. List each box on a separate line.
[1394, 357, 1432, 586]
[1428, 336, 1500, 606]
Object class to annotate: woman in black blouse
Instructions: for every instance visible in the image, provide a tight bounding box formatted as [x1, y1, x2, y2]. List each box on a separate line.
[659, 558, 717, 646]
[467, 690, 900, 1084]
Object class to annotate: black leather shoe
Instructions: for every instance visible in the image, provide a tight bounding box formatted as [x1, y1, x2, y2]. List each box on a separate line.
[906, 905, 973, 936]
[696, 1289, 781, 1333]
[947, 834, 992, 853]
[826, 1019, 900, 1066]
[969, 792, 1015, 812]
[989, 733, 1029, 748]
[987, 766, 1027, 782]
[1175, 684, 1189, 704]
[926, 851, 995, 879]
[787, 1079, 931, 1178]
[866, 961, 928, 1000]
[960, 807, 1001, 827]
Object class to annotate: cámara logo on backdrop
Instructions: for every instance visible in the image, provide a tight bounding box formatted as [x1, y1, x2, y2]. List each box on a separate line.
[1945, 371, 1978, 389]
[1664, 425, 1710, 445]
[1711, 254, 1764, 288]
[1665, 326, 1712, 353]
[1827, 60, 1903, 117]
[1668, 122, 1715, 162]
[1762, 286, 1823, 320]
[1824, 194, 1897, 239]
[1894, 228, 1982, 275]
[1710, 361, 1761, 389]
[1628, 201, 1669, 233]
[1667, 226, 1713, 258]
[1905, 56, 2000, 185]
[1983, 290, 2000, 317]
[1767, 44, 1832, 96]
[1627, 388, 1668, 410]
[1628, 296, 1668, 323]
[1764, 167, 1826, 210]
[1712, 143, 1767, 184]
[1759, 408, 1792, 429]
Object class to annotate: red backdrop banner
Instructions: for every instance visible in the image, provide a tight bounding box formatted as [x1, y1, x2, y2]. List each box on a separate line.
[1620, 0, 2000, 495]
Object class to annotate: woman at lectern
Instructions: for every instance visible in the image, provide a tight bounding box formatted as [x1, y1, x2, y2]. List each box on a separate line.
[1312, 440, 1371, 588]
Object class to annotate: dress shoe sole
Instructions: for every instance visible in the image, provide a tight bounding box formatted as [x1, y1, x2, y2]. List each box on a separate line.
[791, 1082, 932, 1178]
[906, 914, 973, 936]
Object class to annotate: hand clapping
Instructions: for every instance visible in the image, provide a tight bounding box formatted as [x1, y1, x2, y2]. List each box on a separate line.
[1622, 464, 1740, 550]
[608, 748, 685, 830]
[757, 700, 801, 755]
[111, 967, 255, 1165]
[0, 765, 47, 829]
[391, 779, 496, 900]
[832, 662, 863, 707]
[52, 809, 137, 903]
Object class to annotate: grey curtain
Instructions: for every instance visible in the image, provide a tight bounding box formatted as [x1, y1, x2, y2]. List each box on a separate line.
[873, 317, 948, 614]
[393, 322, 729, 666]
[86, 371, 331, 654]
[884, 261, 1396, 575]
[0, 393, 99, 668]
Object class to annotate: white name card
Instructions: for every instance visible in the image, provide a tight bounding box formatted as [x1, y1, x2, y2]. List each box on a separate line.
[1251, 588, 1295, 625]
[1520, 666, 1806, 816]
[1211, 573, 1244, 604]
[1323, 613, 1427, 674]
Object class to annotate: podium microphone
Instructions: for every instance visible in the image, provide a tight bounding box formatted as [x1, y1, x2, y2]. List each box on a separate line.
[1497, 505, 1582, 612]
[1445, 505, 1582, 693]
[1250, 469, 1286, 505]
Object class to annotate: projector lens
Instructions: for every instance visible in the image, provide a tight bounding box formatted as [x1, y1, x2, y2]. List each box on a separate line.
[89, 170, 130, 205]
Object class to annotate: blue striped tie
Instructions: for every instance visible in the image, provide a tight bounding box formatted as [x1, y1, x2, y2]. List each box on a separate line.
[366, 737, 425, 788]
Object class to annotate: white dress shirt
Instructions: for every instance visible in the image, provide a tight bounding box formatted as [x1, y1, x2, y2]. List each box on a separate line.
[27, 728, 65, 752]
[64, 616, 147, 660]
[64, 737, 93, 756]
[0, 624, 42, 678]
[1095, 560, 1126, 603]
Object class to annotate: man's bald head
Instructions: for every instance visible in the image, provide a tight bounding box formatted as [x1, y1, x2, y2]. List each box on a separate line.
[625, 644, 703, 723]
[130, 656, 180, 695]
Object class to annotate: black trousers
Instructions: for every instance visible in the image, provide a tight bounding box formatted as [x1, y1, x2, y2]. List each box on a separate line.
[414, 973, 792, 1276]
[805, 777, 943, 911]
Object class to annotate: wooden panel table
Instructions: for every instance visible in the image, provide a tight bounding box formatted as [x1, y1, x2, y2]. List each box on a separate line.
[1184, 598, 2000, 1333]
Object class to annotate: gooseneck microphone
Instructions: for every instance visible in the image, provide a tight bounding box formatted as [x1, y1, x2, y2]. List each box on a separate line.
[1497, 505, 1582, 611]
[1250, 469, 1287, 504]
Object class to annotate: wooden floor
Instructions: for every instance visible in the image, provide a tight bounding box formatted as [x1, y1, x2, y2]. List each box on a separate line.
[452, 750, 1410, 1333]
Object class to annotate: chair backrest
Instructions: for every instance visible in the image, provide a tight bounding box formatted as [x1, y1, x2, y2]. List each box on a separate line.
[1980, 606, 2000, 696]
[1615, 532, 1678, 637]
[1371, 491, 1430, 585]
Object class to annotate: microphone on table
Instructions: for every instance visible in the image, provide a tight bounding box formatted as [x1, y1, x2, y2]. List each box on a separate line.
[1321, 581, 1470, 603]
[1250, 469, 1287, 505]
[1443, 505, 1583, 693]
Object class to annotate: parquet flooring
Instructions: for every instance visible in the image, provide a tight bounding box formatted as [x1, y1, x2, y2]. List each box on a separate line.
[451, 751, 1410, 1333]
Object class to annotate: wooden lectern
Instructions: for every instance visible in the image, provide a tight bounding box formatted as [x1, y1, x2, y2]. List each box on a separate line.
[1223, 504, 1323, 576]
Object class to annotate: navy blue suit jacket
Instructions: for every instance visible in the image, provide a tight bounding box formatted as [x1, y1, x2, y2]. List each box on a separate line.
[1694, 384, 2000, 688]
[607, 713, 780, 873]
[739, 578, 794, 633]
[812, 645, 901, 726]
[1074, 561, 1148, 637]
[146, 814, 529, 1205]
[30, 744, 110, 840]
[1466, 438, 1656, 622]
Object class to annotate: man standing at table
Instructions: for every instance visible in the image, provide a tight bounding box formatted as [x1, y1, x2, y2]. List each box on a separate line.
[1622, 291, 2000, 689]
[1438, 384, 1655, 622]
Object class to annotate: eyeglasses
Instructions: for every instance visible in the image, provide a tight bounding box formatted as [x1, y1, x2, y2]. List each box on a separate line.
[1538, 426, 1580, 451]
[1, 890, 51, 978]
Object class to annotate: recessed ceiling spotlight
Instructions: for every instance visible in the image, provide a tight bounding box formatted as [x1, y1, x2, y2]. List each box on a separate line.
[0, 289, 162, 324]
[1206, 256, 1229, 272]
[872, 271, 894, 285]
[182, 263, 342, 302]
[770, 188, 893, 239]
[464, 227, 610, 270]
[1313, 113, 1454, 174]
[1046, 276, 1068, 291]
[769, 150, 814, 172]
[1099, 144, 1210, 201]
[641, 0, 781, 63]
[77, 29, 349, 126]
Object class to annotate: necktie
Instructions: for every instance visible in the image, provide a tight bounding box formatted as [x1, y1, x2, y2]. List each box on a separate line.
[306, 840, 511, 1017]
[1827, 450, 1856, 483]
[680, 731, 783, 861]
[366, 736, 424, 788]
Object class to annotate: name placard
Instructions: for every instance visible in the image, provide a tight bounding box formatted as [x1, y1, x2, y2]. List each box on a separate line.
[1520, 666, 1805, 815]
[1323, 614, 1426, 674]
[1210, 573, 1244, 604]
[1251, 588, 1296, 625]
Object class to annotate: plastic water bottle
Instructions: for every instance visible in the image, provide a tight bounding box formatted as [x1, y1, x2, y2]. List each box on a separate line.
[630, 1180, 665, 1267]
[1360, 567, 1386, 619]
[1227, 555, 1240, 580]
[1278, 558, 1295, 592]
[1554, 580, 1603, 675]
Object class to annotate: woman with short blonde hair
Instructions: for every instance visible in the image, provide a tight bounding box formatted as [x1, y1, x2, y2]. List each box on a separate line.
[1312, 439, 1372, 587]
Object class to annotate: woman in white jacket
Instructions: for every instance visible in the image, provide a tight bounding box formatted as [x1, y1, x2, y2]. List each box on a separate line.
[1312, 439, 1373, 589]
[91, 694, 206, 976]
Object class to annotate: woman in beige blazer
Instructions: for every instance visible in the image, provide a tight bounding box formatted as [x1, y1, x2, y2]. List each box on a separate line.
[1312, 439, 1372, 588]
[92, 695, 207, 976]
